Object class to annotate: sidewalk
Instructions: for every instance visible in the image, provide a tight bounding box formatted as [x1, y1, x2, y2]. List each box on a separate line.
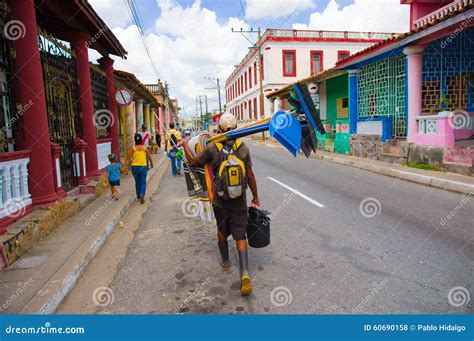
[0, 153, 167, 314]
[257, 140, 474, 195]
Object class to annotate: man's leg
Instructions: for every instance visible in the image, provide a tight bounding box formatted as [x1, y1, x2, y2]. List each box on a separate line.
[213, 206, 231, 270]
[237, 239, 252, 296]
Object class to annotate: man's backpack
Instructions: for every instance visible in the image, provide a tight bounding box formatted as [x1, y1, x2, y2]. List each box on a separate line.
[214, 140, 247, 200]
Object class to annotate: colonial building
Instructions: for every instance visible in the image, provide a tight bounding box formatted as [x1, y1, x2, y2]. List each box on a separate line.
[0, 0, 179, 236]
[225, 28, 396, 123]
[267, 0, 473, 175]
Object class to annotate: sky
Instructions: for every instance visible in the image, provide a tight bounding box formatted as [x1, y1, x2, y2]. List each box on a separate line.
[88, 0, 410, 118]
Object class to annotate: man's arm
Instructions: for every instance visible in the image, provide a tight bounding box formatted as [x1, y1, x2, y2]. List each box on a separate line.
[247, 165, 259, 208]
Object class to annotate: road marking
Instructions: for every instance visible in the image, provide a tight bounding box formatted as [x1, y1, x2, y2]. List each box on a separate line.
[267, 177, 324, 208]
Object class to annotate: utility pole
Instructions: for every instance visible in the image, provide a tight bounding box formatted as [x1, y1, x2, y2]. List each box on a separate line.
[196, 95, 208, 131]
[204, 77, 222, 113]
[231, 27, 266, 140]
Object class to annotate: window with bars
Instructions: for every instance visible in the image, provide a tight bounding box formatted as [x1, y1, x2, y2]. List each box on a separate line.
[422, 27, 474, 113]
[357, 54, 406, 137]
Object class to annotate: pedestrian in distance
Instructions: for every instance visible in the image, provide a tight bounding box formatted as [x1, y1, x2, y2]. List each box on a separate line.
[127, 133, 154, 204]
[105, 154, 121, 200]
[183, 112, 260, 296]
[156, 132, 161, 150]
[149, 136, 159, 154]
[137, 124, 150, 148]
[165, 122, 182, 176]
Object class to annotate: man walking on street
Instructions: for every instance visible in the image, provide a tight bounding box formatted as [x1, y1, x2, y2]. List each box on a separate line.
[166, 122, 182, 176]
[183, 113, 260, 296]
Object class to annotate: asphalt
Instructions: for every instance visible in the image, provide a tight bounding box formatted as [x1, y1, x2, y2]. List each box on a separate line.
[99, 140, 473, 314]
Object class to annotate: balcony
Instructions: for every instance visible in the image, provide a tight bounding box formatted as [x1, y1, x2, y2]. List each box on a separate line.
[263, 29, 396, 41]
[0, 151, 32, 226]
[413, 0, 468, 29]
[97, 138, 112, 170]
[415, 111, 473, 147]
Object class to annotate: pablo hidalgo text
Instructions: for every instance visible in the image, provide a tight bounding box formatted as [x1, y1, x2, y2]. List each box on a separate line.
[417, 324, 466, 333]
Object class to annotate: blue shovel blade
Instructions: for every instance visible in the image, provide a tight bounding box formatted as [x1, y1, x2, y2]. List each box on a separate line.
[269, 110, 301, 157]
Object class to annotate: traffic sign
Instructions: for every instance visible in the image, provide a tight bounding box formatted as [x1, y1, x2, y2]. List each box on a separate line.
[115, 88, 133, 106]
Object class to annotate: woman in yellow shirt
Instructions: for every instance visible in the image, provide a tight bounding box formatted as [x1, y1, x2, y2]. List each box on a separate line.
[127, 133, 154, 204]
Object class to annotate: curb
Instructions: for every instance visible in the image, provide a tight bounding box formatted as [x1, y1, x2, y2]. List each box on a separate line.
[19, 155, 168, 314]
[257, 141, 474, 195]
[314, 154, 474, 195]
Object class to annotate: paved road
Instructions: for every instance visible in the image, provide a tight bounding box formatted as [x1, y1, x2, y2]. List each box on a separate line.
[100, 140, 473, 314]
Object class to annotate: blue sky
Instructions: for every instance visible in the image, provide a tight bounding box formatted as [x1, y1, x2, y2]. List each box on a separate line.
[134, 0, 356, 34]
[90, 0, 409, 116]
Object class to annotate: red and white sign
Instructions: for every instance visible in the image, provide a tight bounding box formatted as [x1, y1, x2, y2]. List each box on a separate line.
[114, 88, 133, 106]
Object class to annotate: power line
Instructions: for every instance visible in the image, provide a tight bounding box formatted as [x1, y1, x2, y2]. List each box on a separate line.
[125, 0, 162, 81]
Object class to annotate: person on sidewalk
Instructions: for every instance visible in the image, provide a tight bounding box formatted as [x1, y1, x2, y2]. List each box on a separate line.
[138, 124, 150, 148]
[182, 113, 260, 296]
[165, 123, 182, 176]
[156, 132, 161, 150]
[105, 154, 121, 200]
[149, 136, 159, 154]
[127, 133, 154, 204]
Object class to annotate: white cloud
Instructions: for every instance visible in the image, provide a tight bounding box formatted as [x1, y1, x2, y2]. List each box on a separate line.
[245, 0, 316, 20]
[89, 0, 132, 29]
[89, 0, 249, 118]
[293, 0, 409, 34]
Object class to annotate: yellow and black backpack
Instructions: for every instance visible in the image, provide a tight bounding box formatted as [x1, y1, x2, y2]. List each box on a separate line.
[214, 140, 247, 200]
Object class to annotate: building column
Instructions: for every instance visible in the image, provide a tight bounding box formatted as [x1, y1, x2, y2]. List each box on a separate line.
[348, 70, 359, 134]
[125, 102, 136, 152]
[70, 33, 99, 177]
[144, 104, 151, 131]
[158, 106, 165, 140]
[150, 107, 156, 135]
[404, 46, 424, 143]
[99, 57, 120, 161]
[269, 98, 276, 115]
[8, 0, 58, 205]
[135, 99, 144, 130]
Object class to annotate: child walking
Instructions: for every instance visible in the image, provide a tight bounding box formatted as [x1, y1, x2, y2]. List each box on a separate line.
[105, 154, 121, 200]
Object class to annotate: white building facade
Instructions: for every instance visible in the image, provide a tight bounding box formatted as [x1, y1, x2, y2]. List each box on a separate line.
[225, 29, 395, 122]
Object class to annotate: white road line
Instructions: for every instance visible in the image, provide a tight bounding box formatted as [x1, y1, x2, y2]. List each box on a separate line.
[267, 176, 324, 208]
